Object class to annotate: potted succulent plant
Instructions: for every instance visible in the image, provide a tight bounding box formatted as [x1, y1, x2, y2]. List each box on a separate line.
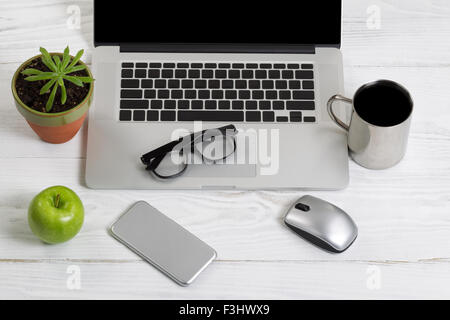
[12, 47, 94, 143]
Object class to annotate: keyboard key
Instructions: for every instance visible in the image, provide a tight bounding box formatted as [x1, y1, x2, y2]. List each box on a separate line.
[181, 80, 194, 89]
[232, 101, 244, 110]
[229, 70, 240, 79]
[218, 63, 231, 68]
[302, 64, 314, 69]
[191, 100, 203, 109]
[222, 80, 233, 89]
[121, 69, 133, 78]
[185, 90, 196, 99]
[262, 80, 274, 89]
[135, 69, 147, 78]
[171, 90, 183, 99]
[286, 101, 315, 110]
[232, 63, 245, 68]
[239, 90, 251, 99]
[119, 110, 132, 121]
[202, 70, 214, 78]
[163, 63, 176, 68]
[147, 110, 159, 121]
[195, 80, 207, 89]
[252, 90, 264, 99]
[161, 111, 176, 121]
[255, 70, 267, 79]
[266, 90, 277, 100]
[275, 80, 288, 89]
[162, 69, 174, 78]
[151, 100, 163, 109]
[246, 101, 257, 110]
[295, 70, 314, 79]
[120, 99, 149, 109]
[121, 90, 142, 99]
[215, 70, 227, 78]
[273, 101, 285, 110]
[303, 80, 314, 89]
[242, 70, 253, 79]
[290, 111, 302, 122]
[287, 64, 300, 69]
[205, 100, 217, 109]
[133, 110, 146, 121]
[149, 63, 162, 68]
[212, 90, 224, 99]
[293, 91, 314, 100]
[205, 63, 217, 68]
[209, 80, 220, 89]
[246, 63, 258, 69]
[164, 100, 176, 109]
[141, 80, 153, 88]
[279, 90, 291, 100]
[157, 90, 170, 99]
[249, 80, 260, 89]
[263, 111, 275, 122]
[177, 63, 189, 68]
[178, 100, 190, 109]
[246, 111, 261, 122]
[191, 63, 203, 68]
[175, 69, 187, 78]
[198, 90, 210, 99]
[121, 79, 139, 88]
[303, 116, 316, 122]
[188, 70, 201, 78]
[225, 90, 237, 99]
[148, 69, 160, 78]
[235, 80, 247, 89]
[144, 89, 156, 99]
[155, 79, 166, 88]
[136, 63, 148, 68]
[282, 70, 294, 79]
[259, 101, 271, 110]
[269, 70, 281, 79]
[260, 63, 272, 69]
[122, 62, 133, 68]
[277, 116, 289, 122]
[273, 64, 286, 69]
[289, 80, 301, 89]
[168, 80, 180, 88]
[218, 101, 231, 110]
[178, 111, 244, 121]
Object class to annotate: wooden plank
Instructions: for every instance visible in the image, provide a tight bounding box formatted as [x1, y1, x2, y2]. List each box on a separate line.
[0, 260, 448, 299]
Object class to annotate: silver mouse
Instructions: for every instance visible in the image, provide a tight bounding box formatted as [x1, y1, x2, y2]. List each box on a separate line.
[284, 195, 358, 253]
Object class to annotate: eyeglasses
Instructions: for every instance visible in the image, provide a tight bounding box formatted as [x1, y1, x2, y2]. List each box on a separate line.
[140, 124, 238, 179]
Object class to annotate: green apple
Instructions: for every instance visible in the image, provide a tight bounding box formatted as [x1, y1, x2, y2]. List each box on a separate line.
[28, 186, 84, 244]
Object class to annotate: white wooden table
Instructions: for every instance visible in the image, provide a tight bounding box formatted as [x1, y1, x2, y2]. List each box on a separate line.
[0, 0, 449, 299]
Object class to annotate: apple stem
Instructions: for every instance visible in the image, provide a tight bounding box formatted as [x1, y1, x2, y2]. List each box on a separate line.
[55, 194, 61, 208]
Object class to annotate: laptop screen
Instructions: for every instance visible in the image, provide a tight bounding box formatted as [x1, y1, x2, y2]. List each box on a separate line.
[94, 1, 341, 47]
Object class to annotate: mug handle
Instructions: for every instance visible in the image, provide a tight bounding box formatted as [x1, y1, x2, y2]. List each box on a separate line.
[327, 94, 353, 132]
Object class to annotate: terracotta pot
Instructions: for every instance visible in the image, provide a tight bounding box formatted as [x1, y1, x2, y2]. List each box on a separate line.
[11, 53, 94, 144]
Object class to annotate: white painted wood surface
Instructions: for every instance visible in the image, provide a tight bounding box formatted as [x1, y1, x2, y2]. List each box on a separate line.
[0, 0, 449, 299]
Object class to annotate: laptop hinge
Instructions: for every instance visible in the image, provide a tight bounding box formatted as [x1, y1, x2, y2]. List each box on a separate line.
[120, 44, 316, 54]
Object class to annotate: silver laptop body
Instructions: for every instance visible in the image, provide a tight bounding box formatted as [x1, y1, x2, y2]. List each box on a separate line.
[86, 1, 348, 190]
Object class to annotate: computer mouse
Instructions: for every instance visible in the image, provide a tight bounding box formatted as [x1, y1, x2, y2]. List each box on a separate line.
[284, 195, 358, 253]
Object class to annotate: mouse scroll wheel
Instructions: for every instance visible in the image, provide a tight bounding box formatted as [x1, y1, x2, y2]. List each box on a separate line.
[295, 203, 310, 212]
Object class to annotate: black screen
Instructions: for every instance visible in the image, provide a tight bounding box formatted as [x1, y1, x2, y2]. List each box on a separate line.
[94, 1, 341, 47]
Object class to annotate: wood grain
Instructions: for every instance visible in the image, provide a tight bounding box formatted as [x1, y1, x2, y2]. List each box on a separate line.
[0, 0, 449, 299]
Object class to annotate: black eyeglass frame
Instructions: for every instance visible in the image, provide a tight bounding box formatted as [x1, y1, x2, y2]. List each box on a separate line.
[140, 124, 238, 179]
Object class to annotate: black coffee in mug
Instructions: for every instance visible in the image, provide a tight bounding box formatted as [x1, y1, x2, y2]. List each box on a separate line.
[353, 81, 413, 127]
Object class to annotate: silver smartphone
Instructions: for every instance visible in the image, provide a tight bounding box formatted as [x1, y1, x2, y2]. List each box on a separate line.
[110, 201, 216, 286]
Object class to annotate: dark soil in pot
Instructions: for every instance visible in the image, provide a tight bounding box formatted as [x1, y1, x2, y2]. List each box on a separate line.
[15, 58, 91, 113]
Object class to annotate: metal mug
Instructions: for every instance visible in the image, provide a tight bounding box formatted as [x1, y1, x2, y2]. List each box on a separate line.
[327, 80, 413, 170]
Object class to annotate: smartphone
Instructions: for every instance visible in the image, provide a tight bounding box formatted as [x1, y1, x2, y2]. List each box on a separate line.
[110, 201, 216, 286]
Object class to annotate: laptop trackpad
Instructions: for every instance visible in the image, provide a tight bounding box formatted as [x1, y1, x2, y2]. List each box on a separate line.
[183, 164, 256, 177]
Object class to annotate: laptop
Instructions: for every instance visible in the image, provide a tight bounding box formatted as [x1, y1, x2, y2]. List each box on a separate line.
[86, 0, 349, 190]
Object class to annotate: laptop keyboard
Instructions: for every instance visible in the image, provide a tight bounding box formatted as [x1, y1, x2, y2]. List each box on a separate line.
[119, 62, 316, 123]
